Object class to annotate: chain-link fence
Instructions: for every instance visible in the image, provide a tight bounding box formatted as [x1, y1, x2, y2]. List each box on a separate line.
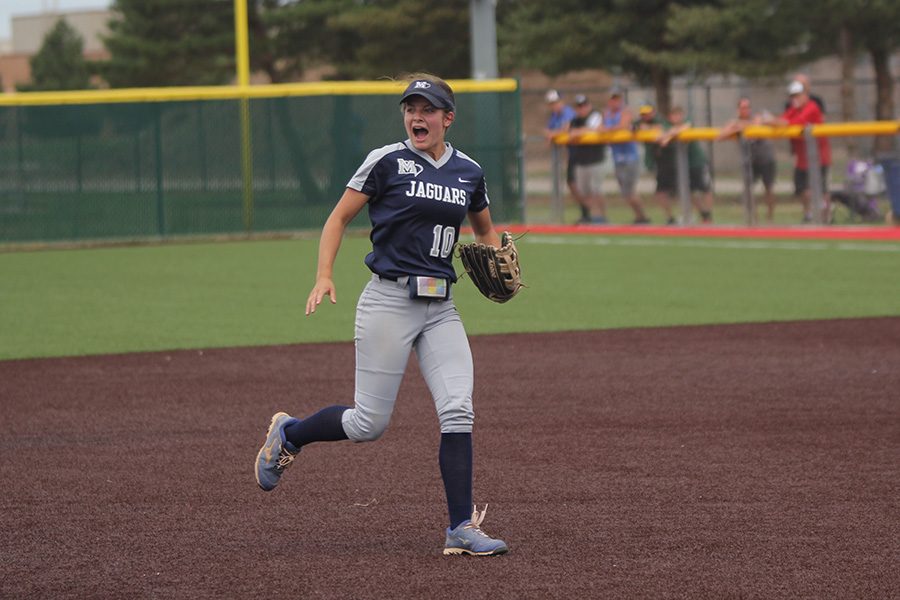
[0, 85, 522, 244]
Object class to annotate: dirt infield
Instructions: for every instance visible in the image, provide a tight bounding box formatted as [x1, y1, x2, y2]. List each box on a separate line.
[2, 318, 898, 599]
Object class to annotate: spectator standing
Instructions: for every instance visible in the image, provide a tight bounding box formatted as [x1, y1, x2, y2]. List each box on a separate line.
[656, 106, 714, 224]
[543, 89, 583, 222]
[635, 103, 676, 224]
[602, 87, 650, 224]
[783, 75, 827, 182]
[718, 97, 778, 222]
[567, 94, 608, 223]
[785, 74, 826, 114]
[770, 81, 831, 222]
[543, 89, 575, 136]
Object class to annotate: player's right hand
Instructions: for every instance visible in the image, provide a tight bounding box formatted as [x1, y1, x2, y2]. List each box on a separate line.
[306, 278, 336, 316]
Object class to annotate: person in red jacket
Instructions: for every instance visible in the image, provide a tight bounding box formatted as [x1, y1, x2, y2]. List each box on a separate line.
[770, 80, 831, 223]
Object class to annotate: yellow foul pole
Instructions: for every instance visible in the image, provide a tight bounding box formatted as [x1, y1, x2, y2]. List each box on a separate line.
[234, 0, 253, 231]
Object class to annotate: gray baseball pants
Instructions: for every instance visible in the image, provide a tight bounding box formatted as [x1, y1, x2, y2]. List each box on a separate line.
[341, 274, 475, 441]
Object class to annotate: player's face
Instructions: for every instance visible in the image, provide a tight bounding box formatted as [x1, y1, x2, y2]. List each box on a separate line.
[403, 97, 454, 159]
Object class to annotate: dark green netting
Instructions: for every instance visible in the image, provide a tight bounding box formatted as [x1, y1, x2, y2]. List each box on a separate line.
[0, 90, 521, 243]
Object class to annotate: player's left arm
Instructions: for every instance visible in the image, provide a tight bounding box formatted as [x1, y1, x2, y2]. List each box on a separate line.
[467, 207, 501, 248]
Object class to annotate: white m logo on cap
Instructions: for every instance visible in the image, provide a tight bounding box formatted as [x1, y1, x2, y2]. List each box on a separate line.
[414, 81, 431, 89]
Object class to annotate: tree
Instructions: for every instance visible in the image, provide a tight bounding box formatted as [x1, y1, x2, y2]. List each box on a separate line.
[100, 0, 236, 87]
[250, 0, 358, 83]
[99, 0, 470, 86]
[666, 0, 900, 150]
[500, 0, 713, 114]
[653, 1, 812, 79]
[251, 0, 471, 82]
[18, 19, 100, 137]
[325, 0, 471, 80]
[499, 0, 616, 75]
[18, 18, 92, 91]
[835, 0, 900, 152]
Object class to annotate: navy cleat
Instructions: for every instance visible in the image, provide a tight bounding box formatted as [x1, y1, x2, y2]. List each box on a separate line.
[443, 505, 509, 556]
[255, 412, 300, 491]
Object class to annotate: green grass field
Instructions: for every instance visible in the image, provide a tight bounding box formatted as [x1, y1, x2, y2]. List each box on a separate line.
[2, 232, 899, 360]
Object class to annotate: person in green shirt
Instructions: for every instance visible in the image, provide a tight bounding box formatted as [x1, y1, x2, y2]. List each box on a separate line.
[635, 104, 678, 225]
[656, 106, 714, 224]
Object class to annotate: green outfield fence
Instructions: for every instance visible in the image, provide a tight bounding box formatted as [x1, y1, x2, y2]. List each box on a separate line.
[0, 81, 523, 244]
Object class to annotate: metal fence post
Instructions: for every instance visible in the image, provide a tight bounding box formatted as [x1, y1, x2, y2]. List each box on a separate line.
[266, 99, 276, 193]
[154, 104, 166, 237]
[16, 108, 25, 196]
[239, 98, 254, 233]
[706, 84, 715, 191]
[196, 103, 208, 193]
[551, 142, 563, 223]
[133, 130, 141, 193]
[676, 140, 691, 224]
[75, 134, 83, 194]
[739, 136, 756, 226]
[803, 126, 824, 224]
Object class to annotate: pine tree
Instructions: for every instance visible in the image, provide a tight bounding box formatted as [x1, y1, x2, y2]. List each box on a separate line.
[254, 0, 470, 82]
[18, 18, 92, 91]
[326, 0, 471, 80]
[663, 0, 899, 149]
[100, 0, 236, 87]
[500, 0, 698, 115]
[252, 0, 355, 83]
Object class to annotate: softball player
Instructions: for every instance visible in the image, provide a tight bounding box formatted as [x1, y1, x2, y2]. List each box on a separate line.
[255, 73, 508, 557]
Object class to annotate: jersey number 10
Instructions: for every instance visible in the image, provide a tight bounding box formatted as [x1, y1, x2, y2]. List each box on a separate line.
[429, 225, 456, 258]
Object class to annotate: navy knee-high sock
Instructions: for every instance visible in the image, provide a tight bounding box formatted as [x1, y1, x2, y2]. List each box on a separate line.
[440, 432, 473, 530]
[284, 405, 350, 448]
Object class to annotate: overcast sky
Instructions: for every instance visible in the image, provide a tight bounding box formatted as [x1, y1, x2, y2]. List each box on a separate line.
[0, 0, 111, 40]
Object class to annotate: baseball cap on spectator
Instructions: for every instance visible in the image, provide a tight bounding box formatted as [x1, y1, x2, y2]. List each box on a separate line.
[609, 85, 624, 98]
[574, 94, 589, 106]
[787, 80, 804, 95]
[545, 89, 561, 103]
[639, 103, 654, 115]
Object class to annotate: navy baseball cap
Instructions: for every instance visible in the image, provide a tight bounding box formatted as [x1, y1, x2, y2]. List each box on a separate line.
[400, 79, 455, 112]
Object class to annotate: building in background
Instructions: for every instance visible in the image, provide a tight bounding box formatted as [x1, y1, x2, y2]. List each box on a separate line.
[0, 8, 110, 92]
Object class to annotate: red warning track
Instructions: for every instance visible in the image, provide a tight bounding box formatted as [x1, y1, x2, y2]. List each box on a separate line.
[497, 224, 900, 241]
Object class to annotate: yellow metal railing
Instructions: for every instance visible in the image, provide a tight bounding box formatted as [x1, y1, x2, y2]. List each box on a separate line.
[0, 79, 519, 106]
[552, 121, 900, 145]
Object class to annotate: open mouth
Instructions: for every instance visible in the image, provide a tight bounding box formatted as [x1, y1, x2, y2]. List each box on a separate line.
[412, 126, 429, 142]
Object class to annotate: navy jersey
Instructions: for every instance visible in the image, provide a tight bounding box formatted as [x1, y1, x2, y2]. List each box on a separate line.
[347, 140, 490, 282]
